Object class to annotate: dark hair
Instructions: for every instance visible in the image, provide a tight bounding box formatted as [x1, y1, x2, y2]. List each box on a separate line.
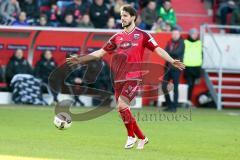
[41, 50, 53, 60]
[120, 5, 137, 22]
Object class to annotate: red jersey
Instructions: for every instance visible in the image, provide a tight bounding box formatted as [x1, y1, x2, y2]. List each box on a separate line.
[103, 27, 159, 82]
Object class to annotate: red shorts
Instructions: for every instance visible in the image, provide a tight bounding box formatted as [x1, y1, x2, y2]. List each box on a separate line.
[114, 80, 141, 102]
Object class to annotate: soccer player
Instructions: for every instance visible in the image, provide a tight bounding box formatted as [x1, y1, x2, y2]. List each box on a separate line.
[67, 5, 185, 149]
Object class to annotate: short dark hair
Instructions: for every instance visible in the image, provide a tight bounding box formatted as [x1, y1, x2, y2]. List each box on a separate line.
[120, 5, 137, 22]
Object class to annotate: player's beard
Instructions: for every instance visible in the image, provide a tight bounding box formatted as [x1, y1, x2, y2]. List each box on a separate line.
[122, 21, 132, 28]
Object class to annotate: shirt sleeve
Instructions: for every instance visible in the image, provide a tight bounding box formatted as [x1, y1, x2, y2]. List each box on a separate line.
[102, 35, 117, 53]
[143, 32, 159, 52]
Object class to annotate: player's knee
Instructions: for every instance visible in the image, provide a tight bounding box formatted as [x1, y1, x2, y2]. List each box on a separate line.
[117, 101, 128, 111]
[117, 103, 127, 111]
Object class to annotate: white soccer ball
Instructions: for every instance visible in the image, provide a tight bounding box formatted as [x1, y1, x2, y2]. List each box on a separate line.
[53, 112, 72, 130]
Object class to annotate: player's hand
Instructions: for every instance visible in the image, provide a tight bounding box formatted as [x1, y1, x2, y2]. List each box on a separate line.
[172, 59, 185, 70]
[66, 55, 80, 67]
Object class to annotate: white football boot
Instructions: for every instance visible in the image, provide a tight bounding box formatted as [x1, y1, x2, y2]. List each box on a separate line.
[124, 136, 137, 149]
[136, 137, 149, 149]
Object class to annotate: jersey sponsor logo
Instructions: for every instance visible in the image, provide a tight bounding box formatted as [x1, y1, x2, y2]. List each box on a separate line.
[120, 41, 132, 49]
[149, 38, 158, 46]
[133, 34, 140, 40]
[132, 43, 139, 46]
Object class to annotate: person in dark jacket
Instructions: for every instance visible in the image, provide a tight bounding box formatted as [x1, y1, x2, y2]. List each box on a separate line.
[5, 49, 33, 88]
[65, 52, 87, 106]
[65, 0, 88, 22]
[61, 13, 77, 27]
[162, 29, 185, 112]
[89, 0, 109, 28]
[35, 50, 57, 84]
[35, 50, 58, 103]
[0, 65, 4, 83]
[141, 1, 158, 30]
[19, 0, 39, 22]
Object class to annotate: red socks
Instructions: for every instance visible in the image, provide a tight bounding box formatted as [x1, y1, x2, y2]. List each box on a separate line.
[119, 107, 145, 139]
[133, 120, 145, 139]
[119, 107, 135, 137]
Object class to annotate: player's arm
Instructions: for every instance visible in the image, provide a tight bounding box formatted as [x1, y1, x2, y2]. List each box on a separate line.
[143, 32, 185, 70]
[66, 49, 107, 66]
[154, 47, 185, 70]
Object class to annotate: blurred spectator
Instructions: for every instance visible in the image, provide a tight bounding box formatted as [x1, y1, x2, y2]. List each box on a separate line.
[231, 3, 240, 33]
[139, 0, 149, 8]
[136, 16, 146, 30]
[35, 50, 57, 86]
[141, 0, 158, 30]
[37, 0, 55, 12]
[126, 0, 139, 10]
[19, 0, 39, 23]
[106, 17, 117, 29]
[0, 0, 21, 25]
[65, 0, 88, 22]
[90, 0, 110, 28]
[78, 14, 94, 28]
[36, 14, 51, 27]
[164, 22, 172, 32]
[0, 64, 7, 91]
[35, 50, 58, 103]
[65, 52, 86, 106]
[5, 49, 33, 87]
[183, 28, 202, 108]
[156, 0, 164, 10]
[158, 0, 177, 28]
[91, 60, 113, 106]
[12, 11, 30, 26]
[217, 0, 237, 25]
[0, 65, 3, 82]
[46, 3, 62, 27]
[151, 16, 166, 32]
[109, 0, 126, 21]
[96, 60, 113, 93]
[61, 13, 77, 27]
[57, 0, 74, 11]
[95, 60, 113, 87]
[162, 29, 185, 112]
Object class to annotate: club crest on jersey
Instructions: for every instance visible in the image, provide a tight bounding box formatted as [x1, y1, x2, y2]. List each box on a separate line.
[133, 34, 140, 40]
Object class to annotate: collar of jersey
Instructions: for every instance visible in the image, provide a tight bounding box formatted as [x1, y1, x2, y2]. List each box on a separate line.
[123, 27, 136, 35]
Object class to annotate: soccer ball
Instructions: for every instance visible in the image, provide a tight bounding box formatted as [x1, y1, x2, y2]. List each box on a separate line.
[53, 112, 72, 130]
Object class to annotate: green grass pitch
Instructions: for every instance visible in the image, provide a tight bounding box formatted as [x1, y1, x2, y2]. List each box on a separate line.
[0, 105, 239, 160]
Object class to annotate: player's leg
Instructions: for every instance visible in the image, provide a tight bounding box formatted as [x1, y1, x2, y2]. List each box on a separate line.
[117, 96, 148, 149]
[117, 95, 137, 149]
[117, 81, 148, 149]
